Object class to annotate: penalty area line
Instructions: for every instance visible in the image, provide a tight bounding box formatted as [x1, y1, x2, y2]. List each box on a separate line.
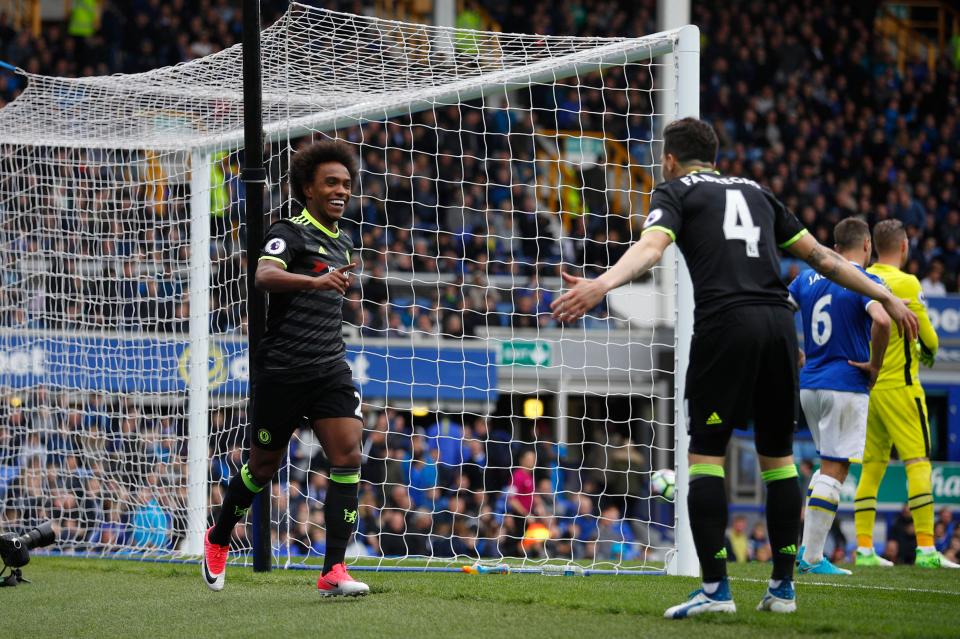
[728, 576, 960, 596]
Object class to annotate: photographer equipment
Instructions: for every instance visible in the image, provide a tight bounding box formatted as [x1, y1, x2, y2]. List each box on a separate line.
[0, 522, 56, 586]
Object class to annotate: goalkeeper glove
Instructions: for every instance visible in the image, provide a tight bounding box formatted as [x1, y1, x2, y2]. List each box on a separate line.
[919, 343, 936, 368]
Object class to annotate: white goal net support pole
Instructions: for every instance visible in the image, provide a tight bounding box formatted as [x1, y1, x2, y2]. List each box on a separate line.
[0, 4, 698, 574]
[185, 150, 211, 557]
[658, 0, 699, 579]
[664, 23, 701, 580]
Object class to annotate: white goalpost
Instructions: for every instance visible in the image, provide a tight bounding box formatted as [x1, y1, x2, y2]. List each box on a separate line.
[0, 4, 698, 576]
[660, 2, 700, 578]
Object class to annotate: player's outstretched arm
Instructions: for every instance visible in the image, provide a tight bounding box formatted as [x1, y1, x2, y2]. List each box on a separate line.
[551, 230, 672, 323]
[848, 303, 891, 388]
[256, 260, 356, 294]
[786, 233, 918, 340]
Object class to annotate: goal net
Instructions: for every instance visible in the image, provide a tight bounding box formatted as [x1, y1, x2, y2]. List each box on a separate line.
[0, 4, 698, 575]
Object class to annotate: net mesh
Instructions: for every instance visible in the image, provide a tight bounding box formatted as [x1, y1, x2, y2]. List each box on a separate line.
[0, 4, 683, 573]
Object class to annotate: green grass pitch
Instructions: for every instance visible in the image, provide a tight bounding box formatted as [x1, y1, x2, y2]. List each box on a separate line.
[4, 557, 958, 638]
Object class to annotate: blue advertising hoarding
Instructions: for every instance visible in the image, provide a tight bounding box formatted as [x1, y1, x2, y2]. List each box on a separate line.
[927, 296, 960, 366]
[0, 332, 497, 402]
[925, 296, 960, 460]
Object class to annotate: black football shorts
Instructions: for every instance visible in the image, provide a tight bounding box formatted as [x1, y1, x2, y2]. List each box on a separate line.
[685, 304, 799, 458]
[250, 360, 361, 450]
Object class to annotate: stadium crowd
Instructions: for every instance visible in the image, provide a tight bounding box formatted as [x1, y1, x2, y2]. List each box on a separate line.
[0, 0, 959, 565]
[0, 0, 956, 342]
[484, 0, 960, 292]
[0, 389, 189, 550]
[1, 386, 958, 565]
[0, 388, 654, 562]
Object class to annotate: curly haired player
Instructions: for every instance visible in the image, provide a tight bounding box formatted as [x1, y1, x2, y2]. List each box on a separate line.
[202, 140, 369, 596]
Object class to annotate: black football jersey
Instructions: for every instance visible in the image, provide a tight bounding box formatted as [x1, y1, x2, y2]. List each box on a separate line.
[643, 170, 807, 326]
[256, 208, 355, 377]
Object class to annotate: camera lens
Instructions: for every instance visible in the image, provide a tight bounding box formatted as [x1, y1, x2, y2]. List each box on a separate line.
[22, 522, 56, 551]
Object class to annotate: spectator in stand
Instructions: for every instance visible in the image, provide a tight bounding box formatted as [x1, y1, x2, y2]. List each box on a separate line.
[935, 508, 956, 553]
[569, 494, 598, 558]
[423, 414, 471, 483]
[383, 410, 411, 455]
[749, 521, 772, 563]
[506, 449, 540, 518]
[921, 260, 948, 297]
[407, 440, 439, 511]
[725, 515, 749, 563]
[894, 190, 926, 231]
[941, 210, 960, 247]
[129, 480, 171, 549]
[378, 508, 408, 556]
[945, 530, 960, 564]
[470, 415, 511, 491]
[890, 505, 918, 565]
[595, 504, 638, 561]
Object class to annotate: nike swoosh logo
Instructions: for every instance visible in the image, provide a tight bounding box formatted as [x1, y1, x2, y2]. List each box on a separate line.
[202, 558, 218, 584]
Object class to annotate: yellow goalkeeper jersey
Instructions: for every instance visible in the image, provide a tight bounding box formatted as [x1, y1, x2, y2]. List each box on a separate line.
[867, 263, 938, 390]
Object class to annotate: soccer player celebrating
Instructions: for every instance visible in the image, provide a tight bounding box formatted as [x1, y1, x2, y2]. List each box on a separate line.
[854, 220, 957, 569]
[202, 140, 370, 596]
[551, 118, 917, 618]
[789, 218, 891, 575]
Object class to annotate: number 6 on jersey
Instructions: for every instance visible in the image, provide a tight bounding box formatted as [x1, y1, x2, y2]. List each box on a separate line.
[811, 294, 832, 345]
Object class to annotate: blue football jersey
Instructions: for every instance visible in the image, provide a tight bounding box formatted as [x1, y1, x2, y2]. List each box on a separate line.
[788, 265, 882, 393]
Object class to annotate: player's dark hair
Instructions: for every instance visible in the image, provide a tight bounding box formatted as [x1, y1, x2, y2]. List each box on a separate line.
[873, 219, 906, 254]
[834, 217, 870, 251]
[289, 139, 359, 204]
[663, 117, 719, 164]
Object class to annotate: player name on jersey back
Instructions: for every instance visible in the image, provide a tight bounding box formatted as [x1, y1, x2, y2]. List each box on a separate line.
[644, 171, 807, 326]
[677, 172, 763, 190]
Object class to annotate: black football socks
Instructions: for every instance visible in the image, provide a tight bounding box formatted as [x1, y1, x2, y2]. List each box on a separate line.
[762, 466, 802, 583]
[687, 463, 728, 586]
[209, 463, 267, 546]
[323, 467, 361, 574]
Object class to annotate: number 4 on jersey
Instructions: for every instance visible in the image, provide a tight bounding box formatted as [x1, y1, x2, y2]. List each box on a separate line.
[723, 189, 760, 257]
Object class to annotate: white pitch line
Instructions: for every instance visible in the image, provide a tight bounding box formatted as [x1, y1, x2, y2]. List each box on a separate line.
[728, 576, 960, 596]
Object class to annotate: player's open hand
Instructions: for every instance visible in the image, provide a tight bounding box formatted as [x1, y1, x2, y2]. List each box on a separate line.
[881, 296, 919, 341]
[551, 271, 606, 323]
[847, 359, 880, 389]
[314, 262, 357, 295]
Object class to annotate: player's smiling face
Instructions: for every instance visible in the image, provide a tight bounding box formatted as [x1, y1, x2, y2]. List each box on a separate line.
[304, 162, 352, 224]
